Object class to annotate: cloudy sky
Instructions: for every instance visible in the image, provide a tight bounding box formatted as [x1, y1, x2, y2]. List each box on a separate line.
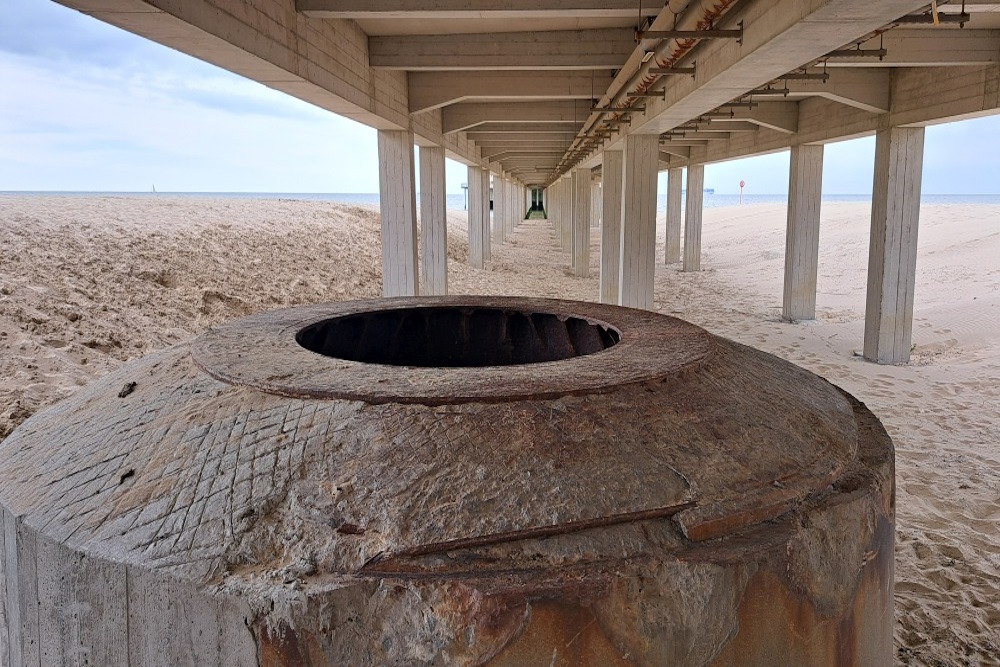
[3, 0, 1000, 195]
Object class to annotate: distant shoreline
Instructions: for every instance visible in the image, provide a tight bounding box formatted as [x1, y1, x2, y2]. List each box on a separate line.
[3, 191, 999, 211]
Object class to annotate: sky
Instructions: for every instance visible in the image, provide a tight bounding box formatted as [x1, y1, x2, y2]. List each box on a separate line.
[3, 0, 1000, 195]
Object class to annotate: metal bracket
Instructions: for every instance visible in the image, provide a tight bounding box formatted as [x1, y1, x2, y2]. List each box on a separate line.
[639, 21, 744, 43]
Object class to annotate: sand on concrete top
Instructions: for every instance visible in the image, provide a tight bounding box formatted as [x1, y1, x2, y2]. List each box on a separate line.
[0, 194, 998, 665]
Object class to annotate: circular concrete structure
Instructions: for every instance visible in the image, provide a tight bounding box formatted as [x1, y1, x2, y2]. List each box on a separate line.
[0, 297, 894, 666]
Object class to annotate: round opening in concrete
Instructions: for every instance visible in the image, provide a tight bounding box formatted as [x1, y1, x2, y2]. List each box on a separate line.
[296, 306, 621, 367]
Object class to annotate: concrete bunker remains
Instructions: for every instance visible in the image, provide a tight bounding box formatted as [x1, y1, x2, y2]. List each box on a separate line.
[296, 306, 620, 367]
[0, 296, 895, 666]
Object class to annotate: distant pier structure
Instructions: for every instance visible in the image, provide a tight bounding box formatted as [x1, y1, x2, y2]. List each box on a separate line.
[52, 0, 1000, 362]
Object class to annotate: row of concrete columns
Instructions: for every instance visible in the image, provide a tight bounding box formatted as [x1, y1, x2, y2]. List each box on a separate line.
[543, 124, 924, 365]
[377, 125, 921, 366]
[376, 131, 528, 296]
[782, 127, 924, 364]
[488, 173, 527, 247]
[550, 137, 705, 311]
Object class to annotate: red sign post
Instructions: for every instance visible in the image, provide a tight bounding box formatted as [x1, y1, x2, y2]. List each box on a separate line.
[739, 180, 745, 205]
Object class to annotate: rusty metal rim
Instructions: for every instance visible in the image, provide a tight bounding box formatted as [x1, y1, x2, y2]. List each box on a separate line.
[191, 296, 714, 405]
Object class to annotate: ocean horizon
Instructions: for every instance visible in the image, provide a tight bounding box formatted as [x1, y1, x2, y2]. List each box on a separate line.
[3, 191, 1000, 212]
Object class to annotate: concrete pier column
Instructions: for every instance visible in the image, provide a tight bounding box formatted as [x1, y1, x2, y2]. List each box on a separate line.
[549, 183, 558, 232]
[493, 177, 507, 246]
[552, 182, 563, 242]
[377, 129, 419, 296]
[683, 164, 705, 272]
[482, 170, 492, 263]
[549, 184, 558, 231]
[864, 126, 925, 364]
[620, 134, 659, 309]
[599, 150, 624, 304]
[783, 144, 825, 320]
[591, 181, 602, 229]
[507, 179, 516, 234]
[560, 178, 572, 253]
[665, 167, 683, 264]
[418, 145, 448, 295]
[467, 165, 487, 269]
[572, 168, 591, 277]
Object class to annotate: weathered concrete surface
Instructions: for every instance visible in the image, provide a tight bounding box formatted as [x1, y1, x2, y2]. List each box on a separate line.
[0, 297, 894, 666]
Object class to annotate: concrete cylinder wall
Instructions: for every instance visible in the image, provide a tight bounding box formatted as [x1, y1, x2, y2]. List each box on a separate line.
[0, 297, 894, 666]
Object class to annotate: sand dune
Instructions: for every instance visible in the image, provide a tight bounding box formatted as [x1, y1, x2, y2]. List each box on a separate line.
[0, 194, 998, 665]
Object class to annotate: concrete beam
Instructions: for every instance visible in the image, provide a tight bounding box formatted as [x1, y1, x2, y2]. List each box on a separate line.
[467, 132, 581, 142]
[712, 101, 800, 134]
[377, 130, 419, 296]
[409, 71, 615, 113]
[579, 0, 928, 166]
[659, 146, 691, 159]
[477, 140, 576, 149]
[661, 132, 732, 141]
[864, 126, 924, 364]
[297, 0, 657, 19]
[827, 29, 1000, 67]
[462, 122, 584, 134]
[443, 101, 594, 133]
[782, 69, 890, 114]
[482, 147, 572, 159]
[483, 145, 571, 154]
[497, 155, 564, 162]
[692, 121, 761, 133]
[658, 139, 712, 147]
[499, 153, 562, 163]
[783, 144, 824, 321]
[370, 29, 635, 70]
[418, 146, 448, 295]
[671, 65, 1000, 168]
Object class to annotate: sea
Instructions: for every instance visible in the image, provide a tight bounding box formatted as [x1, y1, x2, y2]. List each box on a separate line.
[4, 192, 1000, 212]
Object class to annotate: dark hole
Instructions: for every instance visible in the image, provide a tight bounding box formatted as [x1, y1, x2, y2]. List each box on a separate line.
[296, 307, 620, 367]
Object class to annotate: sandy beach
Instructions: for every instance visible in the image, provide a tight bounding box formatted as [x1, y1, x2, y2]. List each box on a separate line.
[0, 194, 997, 665]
